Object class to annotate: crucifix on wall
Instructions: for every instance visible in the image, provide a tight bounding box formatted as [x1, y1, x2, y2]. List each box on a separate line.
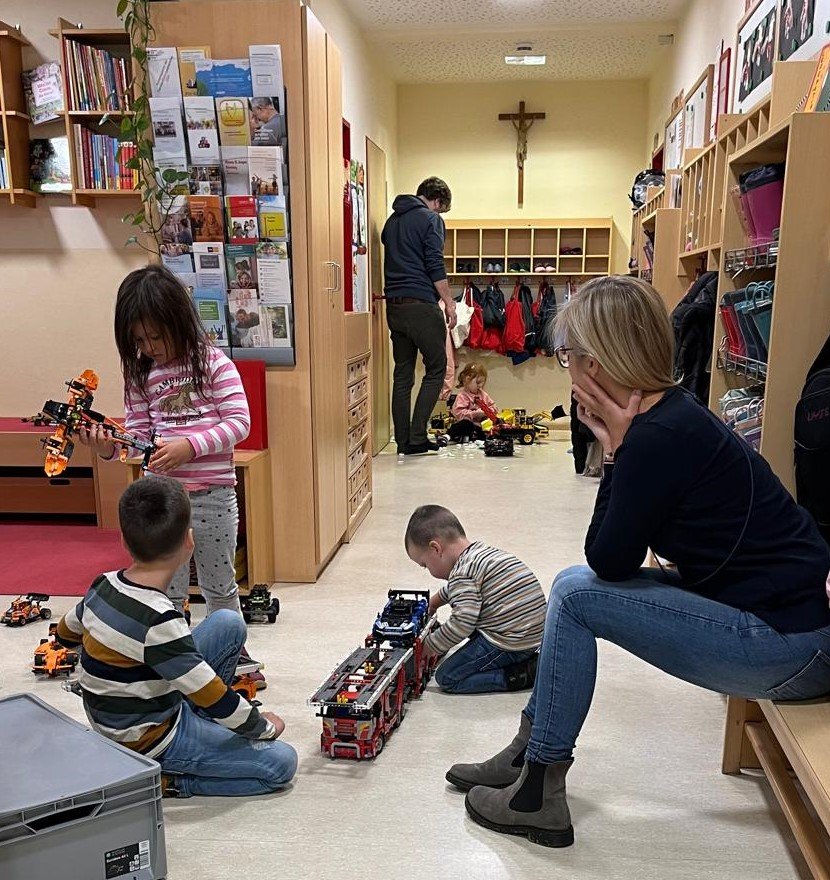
[498, 100, 546, 208]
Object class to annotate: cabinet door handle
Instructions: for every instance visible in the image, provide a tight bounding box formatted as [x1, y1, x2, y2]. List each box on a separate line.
[333, 261, 342, 292]
[324, 261, 336, 292]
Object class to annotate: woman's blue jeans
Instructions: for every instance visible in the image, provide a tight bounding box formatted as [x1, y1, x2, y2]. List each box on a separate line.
[160, 610, 297, 797]
[524, 565, 830, 764]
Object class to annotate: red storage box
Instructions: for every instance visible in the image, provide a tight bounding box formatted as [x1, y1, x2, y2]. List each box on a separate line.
[234, 359, 268, 450]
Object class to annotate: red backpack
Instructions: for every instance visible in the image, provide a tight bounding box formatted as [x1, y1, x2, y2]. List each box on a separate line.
[464, 283, 485, 350]
[501, 282, 526, 354]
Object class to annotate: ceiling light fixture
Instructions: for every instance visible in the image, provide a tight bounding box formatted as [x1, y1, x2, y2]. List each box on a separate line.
[505, 41, 546, 66]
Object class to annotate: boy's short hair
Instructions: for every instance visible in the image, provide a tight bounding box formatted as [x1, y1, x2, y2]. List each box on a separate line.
[416, 177, 452, 212]
[119, 477, 191, 563]
[405, 505, 465, 549]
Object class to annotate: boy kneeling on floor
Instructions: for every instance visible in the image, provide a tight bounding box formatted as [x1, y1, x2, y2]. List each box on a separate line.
[56, 477, 297, 798]
[406, 505, 546, 693]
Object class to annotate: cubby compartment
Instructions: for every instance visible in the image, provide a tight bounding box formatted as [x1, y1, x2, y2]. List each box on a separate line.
[533, 228, 558, 256]
[456, 229, 480, 256]
[585, 228, 610, 256]
[481, 228, 506, 255]
[507, 228, 532, 257]
[558, 256, 584, 274]
[584, 258, 609, 275]
[559, 228, 585, 255]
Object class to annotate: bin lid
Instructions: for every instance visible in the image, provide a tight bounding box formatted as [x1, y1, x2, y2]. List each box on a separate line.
[0, 694, 159, 814]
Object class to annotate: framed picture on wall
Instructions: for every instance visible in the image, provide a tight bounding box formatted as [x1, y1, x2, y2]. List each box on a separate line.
[779, 0, 830, 61]
[735, 0, 779, 113]
[684, 65, 715, 149]
[664, 105, 684, 171]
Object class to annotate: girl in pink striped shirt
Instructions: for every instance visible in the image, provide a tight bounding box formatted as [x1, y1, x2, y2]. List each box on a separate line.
[80, 265, 250, 617]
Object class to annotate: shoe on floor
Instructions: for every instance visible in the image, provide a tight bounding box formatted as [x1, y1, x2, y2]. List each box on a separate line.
[404, 441, 440, 455]
[465, 760, 574, 848]
[237, 647, 267, 689]
[161, 774, 182, 799]
[505, 653, 538, 691]
[446, 713, 530, 792]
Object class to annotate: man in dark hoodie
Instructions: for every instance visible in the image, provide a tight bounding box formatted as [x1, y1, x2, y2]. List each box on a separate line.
[383, 177, 457, 455]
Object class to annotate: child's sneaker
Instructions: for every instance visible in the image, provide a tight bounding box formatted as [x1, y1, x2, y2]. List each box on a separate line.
[237, 647, 267, 690]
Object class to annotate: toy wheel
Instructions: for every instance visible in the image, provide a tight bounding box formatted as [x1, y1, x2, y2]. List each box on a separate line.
[41, 608, 52, 620]
[521, 433, 534, 445]
[374, 736, 385, 757]
[267, 608, 277, 624]
[34, 655, 45, 667]
[273, 597, 280, 615]
[242, 611, 252, 624]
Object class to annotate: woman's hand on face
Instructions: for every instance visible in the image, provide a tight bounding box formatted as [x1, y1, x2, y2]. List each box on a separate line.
[573, 376, 643, 455]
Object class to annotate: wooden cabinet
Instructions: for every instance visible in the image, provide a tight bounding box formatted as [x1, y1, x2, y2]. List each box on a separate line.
[344, 314, 372, 540]
[0, 22, 36, 207]
[150, 0, 361, 582]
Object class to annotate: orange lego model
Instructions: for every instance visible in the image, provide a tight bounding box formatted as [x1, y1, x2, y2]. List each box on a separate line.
[33, 624, 79, 677]
[231, 674, 261, 705]
[2, 593, 52, 626]
[24, 369, 156, 476]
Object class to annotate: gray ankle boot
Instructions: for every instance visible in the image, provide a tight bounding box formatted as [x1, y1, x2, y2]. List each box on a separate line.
[445, 713, 530, 792]
[465, 760, 574, 848]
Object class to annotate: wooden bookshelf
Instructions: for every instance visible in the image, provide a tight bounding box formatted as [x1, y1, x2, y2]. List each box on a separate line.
[51, 18, 140, 207]
[0, 22, 36, 207]
[443, 219, 613, 279]
[708, 112, 830, 496]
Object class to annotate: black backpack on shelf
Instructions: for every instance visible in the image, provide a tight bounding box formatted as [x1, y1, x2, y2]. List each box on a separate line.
[481, 282, 506, 328]
[795, 335, 830, 546]
[629, 169, 665, 210]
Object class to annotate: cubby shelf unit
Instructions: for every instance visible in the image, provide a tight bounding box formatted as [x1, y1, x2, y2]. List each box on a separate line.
[0, 22, 36, 207]
[444, 219, 613, 280]
[708, 111, 830, 496]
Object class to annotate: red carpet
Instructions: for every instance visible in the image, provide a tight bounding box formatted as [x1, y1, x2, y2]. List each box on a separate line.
[0, 525, 131, 596]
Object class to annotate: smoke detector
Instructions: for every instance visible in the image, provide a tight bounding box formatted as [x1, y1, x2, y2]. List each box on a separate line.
[505, 42, 546, 66]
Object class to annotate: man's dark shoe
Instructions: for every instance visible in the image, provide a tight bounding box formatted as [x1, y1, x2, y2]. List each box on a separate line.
[465, 760, 575, 848]
[505, 653, 538, 692]
[404, 441, 439, 455]
[446, 713, 530, 791]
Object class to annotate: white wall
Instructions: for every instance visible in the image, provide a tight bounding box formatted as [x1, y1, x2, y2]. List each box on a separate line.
[646, 0, 746, 159]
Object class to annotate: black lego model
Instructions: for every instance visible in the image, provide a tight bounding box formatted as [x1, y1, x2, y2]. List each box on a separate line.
[241, 584, 280, 624]
[484, 436, 514, 457]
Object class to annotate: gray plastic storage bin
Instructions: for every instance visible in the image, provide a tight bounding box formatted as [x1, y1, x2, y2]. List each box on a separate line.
[0, 693, 166, 880]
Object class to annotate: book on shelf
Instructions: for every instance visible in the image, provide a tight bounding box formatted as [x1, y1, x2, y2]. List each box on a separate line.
[228, 289, 264, 347]
[161, 245, 194, 275]
[154, 152, 190, 196]
[195, 59, 253, 98]
[0, 149, 8, 189]
[150, 97, 187, 157]
[178, 47, 211, 97]
[160, 196, 192, 247]
[258, 194, 288, 241]
[22, 62, 65, 125]
[63, 40, 131, 112]
[225, 195, 258, 243]
[192, 241, 227, 290]
[800, 43, 830, 112]
[249, 97, 284, 146]
[188, 194, 225, 242]
[216, 97, 251, 147]
[249, 45, 284, 99]
[257, 243, 291, 304]
[184, 96, 220, 165]
[189, 164, 223, 196]
[30, 137, 72, 193]
[73, 125, 137, 190]
[226, 244, 258, 290]
[147, 47, 182, 98]
[221, 146, 250, 195]
[193, 290, 230, 348]
[248, 146, 282, 196]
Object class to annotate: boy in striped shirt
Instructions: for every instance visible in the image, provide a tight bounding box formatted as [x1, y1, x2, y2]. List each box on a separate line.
[405, 505, 546, 694]
[57, 477, 297, 798]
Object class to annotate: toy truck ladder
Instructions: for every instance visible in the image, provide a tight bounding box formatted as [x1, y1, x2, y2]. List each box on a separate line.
[309, 645, 412, 712]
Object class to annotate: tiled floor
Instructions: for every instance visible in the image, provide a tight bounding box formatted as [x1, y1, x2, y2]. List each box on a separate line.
[0, 440, 808, 879]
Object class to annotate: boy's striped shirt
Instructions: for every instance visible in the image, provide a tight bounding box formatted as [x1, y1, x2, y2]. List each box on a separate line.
[56, 571, 274, 756]
[123, 346, 250, 490]
[424, 542, 547, 656]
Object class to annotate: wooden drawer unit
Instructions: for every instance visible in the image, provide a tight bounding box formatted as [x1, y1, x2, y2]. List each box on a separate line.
[347, 377, 369, 406]
[348, 397, 369, 428]
[349, 477, 370, 518]
[347, 434, 369, 477]
[347, 458, 369, 499]
[347, 421, 368, 452]
[346, 356, 369, 386]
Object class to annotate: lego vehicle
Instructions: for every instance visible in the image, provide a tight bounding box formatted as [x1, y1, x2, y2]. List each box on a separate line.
[241, 584, 280, 624]
[3, 594, 51, 626]
[484, 436, 514, 457]
[493, 409, 538, 445]
[310, 589, 437, 760]
[372, 590, 429, 647]
[232, 673, 261, 706]
[33, 624, 78, 677]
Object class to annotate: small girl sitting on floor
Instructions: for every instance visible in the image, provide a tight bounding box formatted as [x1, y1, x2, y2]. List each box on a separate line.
[449, 363, 497, 443]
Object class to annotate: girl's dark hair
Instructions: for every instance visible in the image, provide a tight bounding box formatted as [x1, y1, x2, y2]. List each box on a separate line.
[114, 264, 209, 395]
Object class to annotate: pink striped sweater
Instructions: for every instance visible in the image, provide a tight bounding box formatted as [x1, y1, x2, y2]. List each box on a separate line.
[124, 347, 250, 489]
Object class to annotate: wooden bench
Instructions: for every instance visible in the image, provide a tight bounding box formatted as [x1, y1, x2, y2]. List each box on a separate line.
[723, 695, 830, 878]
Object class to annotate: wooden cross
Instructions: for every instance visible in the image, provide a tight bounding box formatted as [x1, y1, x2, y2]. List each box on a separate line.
[498, 101, 546, 207]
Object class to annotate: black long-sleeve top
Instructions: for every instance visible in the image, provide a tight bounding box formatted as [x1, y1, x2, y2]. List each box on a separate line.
[585, 386, 830, 633]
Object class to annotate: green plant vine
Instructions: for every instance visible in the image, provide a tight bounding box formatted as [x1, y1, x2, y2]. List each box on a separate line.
[114, 0, 190, 253]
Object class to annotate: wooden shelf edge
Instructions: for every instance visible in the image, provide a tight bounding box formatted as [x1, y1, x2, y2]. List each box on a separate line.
[728, 115, 792, 165]
[2, 110, 31, 121]
[0, 26, 30, 46]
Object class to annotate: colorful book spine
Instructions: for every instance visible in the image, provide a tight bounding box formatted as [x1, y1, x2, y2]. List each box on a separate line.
[64, 40, 132, 112]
